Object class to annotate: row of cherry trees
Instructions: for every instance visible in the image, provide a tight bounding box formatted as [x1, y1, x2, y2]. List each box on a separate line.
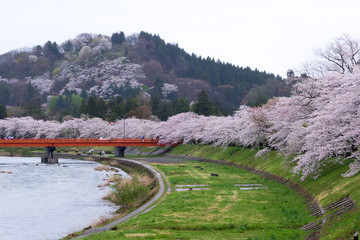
[1, 67, 359, 179]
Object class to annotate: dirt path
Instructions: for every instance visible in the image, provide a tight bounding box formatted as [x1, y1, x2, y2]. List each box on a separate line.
[72, 158, 169, 239]
[130, 156, 190, 164]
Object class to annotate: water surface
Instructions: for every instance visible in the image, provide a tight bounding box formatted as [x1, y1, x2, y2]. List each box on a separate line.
[0, 157, 126, 240]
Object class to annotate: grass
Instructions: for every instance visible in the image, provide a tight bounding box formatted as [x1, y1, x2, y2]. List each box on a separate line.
[170, 144, 360, 239]
[319, 206, 360, 239]
[0, 147, 34, 157]
[171, 145, 360, 204]
[104, 173, 155, 210]
[81, 159, 313, 239]
[135, 146, 165, 153]
[6, 145, 358, 238]
[54, 146, 114, 155]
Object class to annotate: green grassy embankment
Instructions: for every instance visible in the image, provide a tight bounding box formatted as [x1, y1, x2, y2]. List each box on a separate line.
[3, 145, 358, 239]
[0, 147, 35, 157]
[81, 150, 315, 239]
[170, 145, 360, 239]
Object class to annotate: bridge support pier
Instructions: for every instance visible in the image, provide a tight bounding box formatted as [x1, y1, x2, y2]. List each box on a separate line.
[41, 146, 58, 164]
[115, 146, 126, 157]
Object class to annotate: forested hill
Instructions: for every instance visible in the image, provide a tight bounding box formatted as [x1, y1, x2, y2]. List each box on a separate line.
[0, 31, 290, 121]
[128, 32, 288, 108]
[132, 32, 281, 87]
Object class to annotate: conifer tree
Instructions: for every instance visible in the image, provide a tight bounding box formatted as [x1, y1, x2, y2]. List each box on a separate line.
[111, 32, 125, 45]
[86, 96, 98, 117]
[0, 104, 6, 119]
[193, 90, 214, 116]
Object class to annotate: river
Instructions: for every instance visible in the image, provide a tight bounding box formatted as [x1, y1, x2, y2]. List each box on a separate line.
[0, 156, 127, 240]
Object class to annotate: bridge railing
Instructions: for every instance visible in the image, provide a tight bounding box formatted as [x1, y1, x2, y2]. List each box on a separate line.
[0, 138, 178, 147]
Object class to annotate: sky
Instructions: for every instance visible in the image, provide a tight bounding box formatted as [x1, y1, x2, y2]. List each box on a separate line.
[1, 0, 360, 77]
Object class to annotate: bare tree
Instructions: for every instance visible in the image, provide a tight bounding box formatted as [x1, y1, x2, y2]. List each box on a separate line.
[0, 50, 18, 65]
[297, 60, 326, 79]
[315, 34, 360, 74]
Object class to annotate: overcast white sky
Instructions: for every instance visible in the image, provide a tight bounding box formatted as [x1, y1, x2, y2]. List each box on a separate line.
[1, 0, 359, 77]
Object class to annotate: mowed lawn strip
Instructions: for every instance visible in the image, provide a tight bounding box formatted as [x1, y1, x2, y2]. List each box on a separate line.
[81, 160, 313, 239]
[170, 145, 360, 239]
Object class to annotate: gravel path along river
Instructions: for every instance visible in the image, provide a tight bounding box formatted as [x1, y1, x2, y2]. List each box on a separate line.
[72, 158, 169, 239]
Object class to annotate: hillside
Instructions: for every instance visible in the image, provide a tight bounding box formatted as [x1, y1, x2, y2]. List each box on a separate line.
[0, 31, 289, 120]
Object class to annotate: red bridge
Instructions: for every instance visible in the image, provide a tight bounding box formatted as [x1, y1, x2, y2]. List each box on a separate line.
[0, 138, 179, 163]
[0, 138, 175, 147]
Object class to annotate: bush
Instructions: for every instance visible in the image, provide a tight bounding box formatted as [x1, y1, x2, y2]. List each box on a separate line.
[51, 68, 61, 78]
[104, 174, 153, 209]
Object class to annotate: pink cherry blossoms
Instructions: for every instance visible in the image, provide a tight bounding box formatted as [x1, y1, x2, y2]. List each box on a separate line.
[1, 67, 360, 179]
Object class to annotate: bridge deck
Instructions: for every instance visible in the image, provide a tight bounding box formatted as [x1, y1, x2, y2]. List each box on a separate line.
[0, 138, 177, 147]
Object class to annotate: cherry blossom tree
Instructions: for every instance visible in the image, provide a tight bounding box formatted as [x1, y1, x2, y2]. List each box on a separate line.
[109, 118, 158, 139]
[91, 36, 112, 55]
[79, 118, 111, 138]
[269, 67, 360, 179]
[71, 33, 94, 50]
[161, 83, 178, 99]
[292, 70, 360, 179]
[315, 34, 360, 74]
[154, 112, 201, 144]
[1, 64, 360, 180]
[55, 118, 85, 138]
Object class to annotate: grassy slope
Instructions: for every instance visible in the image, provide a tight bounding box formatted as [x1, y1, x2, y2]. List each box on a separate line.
[81, 158, 313, 239]
[2, 145, 358, 238]
[171, 145, 360, 239]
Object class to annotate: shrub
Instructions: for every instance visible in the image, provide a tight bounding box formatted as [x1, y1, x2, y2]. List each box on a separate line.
[104, 174, 153, 209]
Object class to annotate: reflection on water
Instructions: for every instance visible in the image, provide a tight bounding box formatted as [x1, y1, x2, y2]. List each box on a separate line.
[0, 157, 126, 240]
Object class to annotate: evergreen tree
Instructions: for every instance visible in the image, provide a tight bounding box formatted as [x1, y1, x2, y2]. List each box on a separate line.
[23, 99, 44, 119]
[69, 94, 83, 117]
[108, 96, 124, 121]
[0, 83, 10, 105]
[86, 96, 98, 117]
[34, 45, 43, 57]
[153, 76, 164, 96]
[63, 40, 73, 52]
[193, 90, 214, 116]
[80, 89, 88, 100]
[43, 41, 62, 60]
[79, 98, 87, 115]
[150, 95, 161, 115]
[0, 104, 6, 119]
[43, 41, 63, 70]
[111, 32, 125, 45]
[96, 97, 107, 119]
[26, 81, 36, 101]
[124, 98, 138, 116]
[174, 98, 190, 114]
[157, 101, 173, 121]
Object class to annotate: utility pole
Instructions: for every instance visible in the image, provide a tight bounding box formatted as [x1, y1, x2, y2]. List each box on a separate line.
[123, 118, 126, 139]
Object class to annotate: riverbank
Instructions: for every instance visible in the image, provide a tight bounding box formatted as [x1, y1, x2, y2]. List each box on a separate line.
[170, 145, 360, 239]
[2, 145, 358, 239]
[76, 154, 316, 239]
[67, 157, 167, 240]
[0, 148, 164, 239]
[73, 145, 359, 239]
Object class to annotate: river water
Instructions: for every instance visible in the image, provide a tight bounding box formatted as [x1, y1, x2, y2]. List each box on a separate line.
[0, 156, 127, 240]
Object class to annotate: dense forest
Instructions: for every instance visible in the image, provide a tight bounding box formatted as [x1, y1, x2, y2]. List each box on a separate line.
[0, 31, 290, 121]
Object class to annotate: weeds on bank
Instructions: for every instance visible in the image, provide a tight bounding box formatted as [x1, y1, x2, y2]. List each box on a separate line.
[0, 147, 34, 157]
[104, 173, 155, 210]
